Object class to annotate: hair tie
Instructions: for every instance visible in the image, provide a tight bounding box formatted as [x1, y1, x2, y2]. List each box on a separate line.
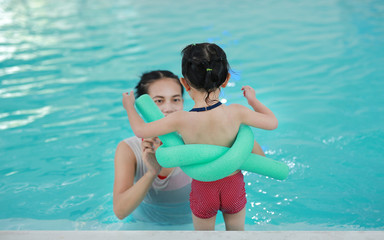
[206, 68, 213, 72]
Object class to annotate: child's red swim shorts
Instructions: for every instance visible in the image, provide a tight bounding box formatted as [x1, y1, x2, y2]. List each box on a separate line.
[189, 171, 247, 219]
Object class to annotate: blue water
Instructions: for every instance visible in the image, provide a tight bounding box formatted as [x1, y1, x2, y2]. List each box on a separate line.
[1, 0, 384, 230]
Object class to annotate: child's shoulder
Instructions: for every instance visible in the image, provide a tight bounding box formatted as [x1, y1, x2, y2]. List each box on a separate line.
[226, 104, 251, 117]
[227, 103, 242, 107]
[162, 110, 190, 128]
[168, 110, 188, 117]
[227, 103, 248, 111]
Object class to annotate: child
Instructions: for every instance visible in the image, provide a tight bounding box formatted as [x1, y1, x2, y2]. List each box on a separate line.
[122, 43, 278, 230]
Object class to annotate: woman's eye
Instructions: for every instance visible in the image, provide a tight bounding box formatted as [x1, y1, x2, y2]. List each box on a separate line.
[154, 99, 163, 104]
[173, 98, 181, 102]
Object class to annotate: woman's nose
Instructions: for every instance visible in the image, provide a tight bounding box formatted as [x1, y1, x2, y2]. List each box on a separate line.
[161, 103, 175, 116]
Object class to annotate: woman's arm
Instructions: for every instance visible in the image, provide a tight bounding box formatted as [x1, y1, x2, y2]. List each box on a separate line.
[113, 140, 159, 220]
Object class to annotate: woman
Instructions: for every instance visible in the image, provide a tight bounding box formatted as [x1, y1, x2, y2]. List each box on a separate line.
[113, 70, 192, 224]
[113, 70, 266, 225]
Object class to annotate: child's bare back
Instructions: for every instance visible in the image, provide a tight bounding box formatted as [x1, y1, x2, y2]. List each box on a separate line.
[175, 104, 242, 147]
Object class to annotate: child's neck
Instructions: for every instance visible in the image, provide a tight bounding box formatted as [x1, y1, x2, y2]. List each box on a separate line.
[190, 88, 221, 108]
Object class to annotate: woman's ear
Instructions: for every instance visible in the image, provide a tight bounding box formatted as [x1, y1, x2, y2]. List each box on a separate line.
[221, 73, 231, 88]
[180, 78, 191, 91]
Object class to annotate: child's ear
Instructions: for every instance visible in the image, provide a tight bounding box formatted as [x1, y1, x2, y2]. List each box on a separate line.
[180, 78, 191, 91]
[221, 73, 231, 88]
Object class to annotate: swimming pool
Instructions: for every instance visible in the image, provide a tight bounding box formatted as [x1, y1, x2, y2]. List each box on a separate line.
[1, 0, 383, 230]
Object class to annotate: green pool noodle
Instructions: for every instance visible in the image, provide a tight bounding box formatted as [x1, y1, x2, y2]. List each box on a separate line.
[135, 94, 289, 181]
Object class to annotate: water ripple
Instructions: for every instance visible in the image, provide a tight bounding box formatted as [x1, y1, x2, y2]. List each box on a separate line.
[0, 106, 51, 130]
[47, 194, 95, 214]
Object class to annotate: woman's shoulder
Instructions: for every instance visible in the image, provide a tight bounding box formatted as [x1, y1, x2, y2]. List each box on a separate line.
[115, 137, 140, 172]
[116, 137, 141, 161]
[121, 136, 141, 146]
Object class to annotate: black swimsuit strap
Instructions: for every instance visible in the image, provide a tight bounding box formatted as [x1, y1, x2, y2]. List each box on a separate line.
[189, 101, 222, 112]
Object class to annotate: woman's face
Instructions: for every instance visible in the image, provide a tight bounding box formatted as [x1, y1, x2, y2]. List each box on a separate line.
[147, 78, 184, 116]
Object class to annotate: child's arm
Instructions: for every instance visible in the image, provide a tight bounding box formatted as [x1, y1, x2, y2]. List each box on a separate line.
[122, 91, 182, 138]
[235, 86, 278, 130]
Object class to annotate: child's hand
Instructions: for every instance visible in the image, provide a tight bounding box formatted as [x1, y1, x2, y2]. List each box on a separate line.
[241, 86, 257, 104]
[122, 91, 135, 111]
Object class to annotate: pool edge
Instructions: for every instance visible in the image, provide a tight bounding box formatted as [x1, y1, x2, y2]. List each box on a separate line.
[1, 231, 384, 240]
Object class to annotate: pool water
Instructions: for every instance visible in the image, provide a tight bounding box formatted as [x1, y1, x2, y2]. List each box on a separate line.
[1, 0, 383, 230]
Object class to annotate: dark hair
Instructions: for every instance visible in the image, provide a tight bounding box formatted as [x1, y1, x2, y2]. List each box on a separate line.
[134, 70, 184, 98]
[181, 43, 230, 104]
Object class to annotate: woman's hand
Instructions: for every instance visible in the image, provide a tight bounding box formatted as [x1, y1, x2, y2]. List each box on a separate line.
[141, 137, 162, 176]
[122, 91, 136, 111]
[241, 85, 257, 104]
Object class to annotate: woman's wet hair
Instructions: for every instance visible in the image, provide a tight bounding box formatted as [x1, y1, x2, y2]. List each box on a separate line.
[135, 70, 184, 98]
[181, 43, 230, 104]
